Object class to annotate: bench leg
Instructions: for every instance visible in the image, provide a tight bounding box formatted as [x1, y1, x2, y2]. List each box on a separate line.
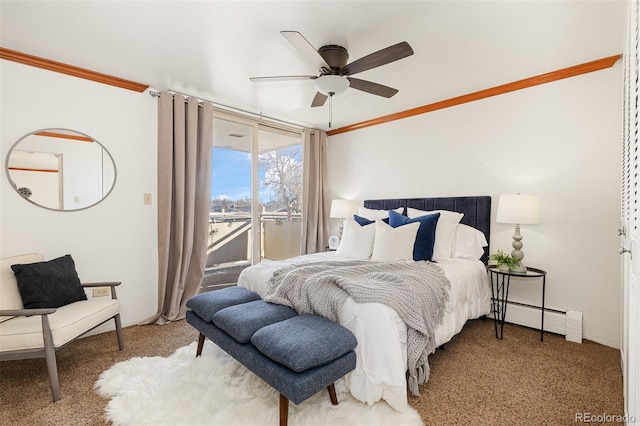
[278, 385, 337, 425]
[327, 383, 338, 405]
[196, 333, 205, 357]
[279, 393, 289, 426]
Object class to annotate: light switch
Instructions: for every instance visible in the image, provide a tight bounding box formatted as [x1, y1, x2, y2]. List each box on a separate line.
[144, 193, 152, 205]
[74, 195, 80, 203]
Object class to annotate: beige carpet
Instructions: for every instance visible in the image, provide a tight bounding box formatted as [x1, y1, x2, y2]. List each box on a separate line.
[0, 319, 623, 425]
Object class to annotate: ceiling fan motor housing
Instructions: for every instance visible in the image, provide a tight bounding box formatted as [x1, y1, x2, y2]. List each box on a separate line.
[318, 45, 349, 72]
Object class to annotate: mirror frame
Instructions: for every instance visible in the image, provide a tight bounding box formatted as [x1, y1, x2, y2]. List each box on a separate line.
[5, 128, 117, 212]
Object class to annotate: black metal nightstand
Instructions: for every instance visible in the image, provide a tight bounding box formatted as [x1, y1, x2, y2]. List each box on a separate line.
[486, 266, 547, 342]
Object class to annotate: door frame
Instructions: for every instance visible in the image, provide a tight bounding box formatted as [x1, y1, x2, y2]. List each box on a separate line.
[621, 0, 639, 421]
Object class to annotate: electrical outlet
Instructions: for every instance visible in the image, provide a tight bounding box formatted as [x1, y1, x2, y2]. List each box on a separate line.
[92, 287, 110, 297]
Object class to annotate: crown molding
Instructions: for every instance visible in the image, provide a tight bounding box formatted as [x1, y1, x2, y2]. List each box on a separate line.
[0, 47, 149, 93]
[327, 54, 622, 136]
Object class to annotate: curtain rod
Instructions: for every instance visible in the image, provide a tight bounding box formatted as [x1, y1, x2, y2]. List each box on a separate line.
[149, 89, 314, 134]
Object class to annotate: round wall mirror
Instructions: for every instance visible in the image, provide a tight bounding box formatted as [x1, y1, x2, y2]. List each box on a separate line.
[6, 128, 116, 211]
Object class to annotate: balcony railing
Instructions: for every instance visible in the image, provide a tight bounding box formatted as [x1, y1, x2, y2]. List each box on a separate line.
[201, 212, 302, 292]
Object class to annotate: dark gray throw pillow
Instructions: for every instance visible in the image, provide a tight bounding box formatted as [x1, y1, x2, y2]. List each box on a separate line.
[11, 254, 87, 309]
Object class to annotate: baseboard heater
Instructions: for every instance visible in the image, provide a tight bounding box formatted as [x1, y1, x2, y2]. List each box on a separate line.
[499, 301, 583, 343]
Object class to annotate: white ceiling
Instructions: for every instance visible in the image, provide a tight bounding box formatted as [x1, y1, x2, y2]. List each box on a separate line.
[0, 1, 626, 131]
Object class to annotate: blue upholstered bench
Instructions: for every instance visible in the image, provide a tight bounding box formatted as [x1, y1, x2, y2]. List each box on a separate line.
[186, 287, 357, 426]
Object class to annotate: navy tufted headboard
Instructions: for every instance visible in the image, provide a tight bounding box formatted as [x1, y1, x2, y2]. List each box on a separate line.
[363, 196, 492, 264]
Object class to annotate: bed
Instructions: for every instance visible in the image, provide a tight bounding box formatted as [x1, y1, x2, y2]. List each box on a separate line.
[238, 196, 492, 412]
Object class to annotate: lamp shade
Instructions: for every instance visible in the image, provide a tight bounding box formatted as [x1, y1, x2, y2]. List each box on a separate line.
[314, 75, 350, 96]
[496, 194, 540, 225]
[330, 199, 356, 218]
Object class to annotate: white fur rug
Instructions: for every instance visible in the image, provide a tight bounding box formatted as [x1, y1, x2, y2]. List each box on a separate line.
[95, 341, 423, 425]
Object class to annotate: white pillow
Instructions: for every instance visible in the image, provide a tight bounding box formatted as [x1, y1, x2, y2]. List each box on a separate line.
[450, 224, 488, 260]
[336, 217, 376, 259]
[406, 208, 464, 261]
[357, 206, 403, 220]
[372, 219, 420, 261]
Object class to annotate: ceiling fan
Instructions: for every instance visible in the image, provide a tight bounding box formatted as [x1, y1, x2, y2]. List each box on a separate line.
[250, 31, 414, 108]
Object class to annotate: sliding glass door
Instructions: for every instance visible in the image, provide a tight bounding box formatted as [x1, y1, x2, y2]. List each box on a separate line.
[202, 117, 254, 292]
[200, 113, 303, 292]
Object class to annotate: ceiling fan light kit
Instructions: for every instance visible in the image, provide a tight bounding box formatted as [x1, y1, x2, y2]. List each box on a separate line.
[314, 75, 350, 96]
[250, 31, 414, 125]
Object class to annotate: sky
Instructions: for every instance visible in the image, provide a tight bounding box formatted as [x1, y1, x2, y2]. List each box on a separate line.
[211, 148, 252, 201]
[211, 148, 278, 202]
[212, 145, 303, 204]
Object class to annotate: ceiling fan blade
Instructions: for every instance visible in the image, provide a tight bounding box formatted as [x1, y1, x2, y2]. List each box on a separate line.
[341, 41, 414, 76]
[281, 31, 331, 72]
[347, 77, 398, 98]
[250, 75, 317, 82]
[311, 92, 328, 107]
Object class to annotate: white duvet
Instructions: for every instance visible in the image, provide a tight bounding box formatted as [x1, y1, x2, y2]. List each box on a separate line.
[237, 252, 491, 412]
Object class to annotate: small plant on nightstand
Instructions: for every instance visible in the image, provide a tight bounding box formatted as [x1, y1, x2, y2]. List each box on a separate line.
[490, 249, 521, 271]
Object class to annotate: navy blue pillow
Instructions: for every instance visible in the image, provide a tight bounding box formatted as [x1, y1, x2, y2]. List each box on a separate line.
[353, 214, 389, 226]
[388, 210, 440, 261]
[353, 214, 374, 226]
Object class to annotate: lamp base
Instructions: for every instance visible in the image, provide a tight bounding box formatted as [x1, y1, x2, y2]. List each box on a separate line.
[511, 224, 527, 273]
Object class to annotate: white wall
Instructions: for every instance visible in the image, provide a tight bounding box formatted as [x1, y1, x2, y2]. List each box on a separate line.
[327, 65, 622, 347]
[1, 60, 159, 328]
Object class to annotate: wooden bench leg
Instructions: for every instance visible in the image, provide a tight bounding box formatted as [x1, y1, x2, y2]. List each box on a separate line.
[279, 393, 289, 426]
[327, 383, 338, 405]
[279, 384, 336, 426]
[196, 333, 205, 357]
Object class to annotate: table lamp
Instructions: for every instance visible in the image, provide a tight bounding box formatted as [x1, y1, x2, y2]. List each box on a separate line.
[496, 193, 540, 272]
[329, 199, 355, 239]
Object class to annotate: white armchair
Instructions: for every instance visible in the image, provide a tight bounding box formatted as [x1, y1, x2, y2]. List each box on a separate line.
[0, 253, 124, 402]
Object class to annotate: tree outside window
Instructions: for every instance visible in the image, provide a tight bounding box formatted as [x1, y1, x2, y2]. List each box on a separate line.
[258, 145, 302, 216]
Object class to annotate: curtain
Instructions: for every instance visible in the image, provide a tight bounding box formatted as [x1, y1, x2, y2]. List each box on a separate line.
[146, 91, 213, 324]
[301, 129, 329, 254]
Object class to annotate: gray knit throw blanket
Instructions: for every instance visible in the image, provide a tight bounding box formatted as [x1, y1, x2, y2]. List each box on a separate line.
[264, 260, 450, 396]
